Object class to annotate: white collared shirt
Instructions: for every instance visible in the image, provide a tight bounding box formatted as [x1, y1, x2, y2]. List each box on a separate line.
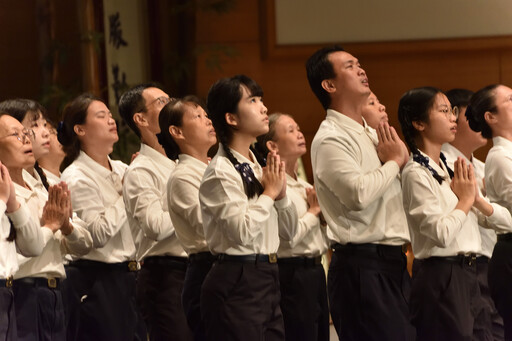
[401, 150, 482, 258]
[168, 154, 209, 255]
[61, 151, 135, 263]
[199, 144, 298, 255]
[40, 167, 61, 186]
[310, 109, 410, 246]
[0, 202, 43, 279]
[14, 179, 92, 279]
[485, 137, 512, 235]
[123, 144, 186, 261]
[442, 143, 512, 257]
[277, 174, 329, 258]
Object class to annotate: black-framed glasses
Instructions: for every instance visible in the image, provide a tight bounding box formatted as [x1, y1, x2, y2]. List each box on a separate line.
[147, 96, 173, 108]
[0, 129, 35, 143]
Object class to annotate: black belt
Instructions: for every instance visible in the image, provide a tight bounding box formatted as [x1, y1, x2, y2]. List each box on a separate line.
[498, 233, 512, 242]
[189, 252, 217, 263]
[70, 259, 139, 272]
[14, 277, 60, 289]
[142, 256, 188, 270]
[426, 253, 478, 267]
[0, 276, 13, 288]
[217, 253, 278, 264]
[332, 243, 406, 257]
[278, 256, 322, 266]
[477, 256, 489, 264]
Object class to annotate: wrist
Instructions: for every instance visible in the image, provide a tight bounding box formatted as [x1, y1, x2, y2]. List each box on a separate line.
[6, 201, 19, 213]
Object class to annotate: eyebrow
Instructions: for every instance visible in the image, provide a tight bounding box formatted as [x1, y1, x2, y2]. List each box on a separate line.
[94, 110, 110, 115]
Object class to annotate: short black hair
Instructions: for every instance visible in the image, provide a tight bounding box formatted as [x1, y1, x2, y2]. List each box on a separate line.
[118, 82, 160, 138]
[305, 45, 345, 110]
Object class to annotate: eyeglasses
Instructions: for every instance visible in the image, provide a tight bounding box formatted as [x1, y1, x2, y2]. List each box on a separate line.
[147, 96, 173, 109]
[0, 129, 35, 143]
[439, 106, 459, 120]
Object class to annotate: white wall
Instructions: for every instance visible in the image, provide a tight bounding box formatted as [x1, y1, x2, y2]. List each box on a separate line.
[275, 0, 512, 44]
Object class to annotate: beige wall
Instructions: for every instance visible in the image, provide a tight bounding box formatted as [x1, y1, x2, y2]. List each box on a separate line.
[275, 0, 512, 44]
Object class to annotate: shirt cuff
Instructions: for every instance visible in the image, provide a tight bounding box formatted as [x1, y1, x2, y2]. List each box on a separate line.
[0, 201, 5, 216]
[274, 195, 290, 210]
[258, 194, 277, 211]
[64, 225, 79, 241]
[301, 211, 320, 228]
[383, 160, 400, 177]
[41, 227, 54, 244]
[452, 209, 468, 222]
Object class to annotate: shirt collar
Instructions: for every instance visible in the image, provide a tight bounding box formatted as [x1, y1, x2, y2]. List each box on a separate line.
[326, 109, 366, 135]
[493, 136, 512, 149]
[178, 154, 208, 170]
[77, 150, 121, 180]
[139, 143, 175, 167]
[417, 149, 450, 180]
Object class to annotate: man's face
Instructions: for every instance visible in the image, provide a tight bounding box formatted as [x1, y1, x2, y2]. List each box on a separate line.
[327, 51, 370, 100]
[141, 87, 170, 134]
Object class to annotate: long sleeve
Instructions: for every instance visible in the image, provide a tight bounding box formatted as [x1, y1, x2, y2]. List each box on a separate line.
[60, 218, 93, 257]
[6, 202, 44, 257]
[123, 167, 173, 241]
[275, 196, 298, 242]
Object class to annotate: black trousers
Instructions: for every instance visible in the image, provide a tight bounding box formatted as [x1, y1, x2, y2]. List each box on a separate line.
[476, 258, 504, 341]
[489, 239, 512, 340]
[411, 257, 490, 341]
[328, 243, 415, 341]
[0, 286, 16, 341]
[201, 260, 284, 341]
[278, 258, 329, 341]
[62, 260, 138, 341]
[13, 277, 65, 341]
[137, 256, 193, 341]
[182, 253, 215, 341]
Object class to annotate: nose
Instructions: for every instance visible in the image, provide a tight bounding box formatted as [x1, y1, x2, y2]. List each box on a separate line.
[261, 103, 268, 115]
[206, 117, 212, 126]
[380, 104, 386, 112]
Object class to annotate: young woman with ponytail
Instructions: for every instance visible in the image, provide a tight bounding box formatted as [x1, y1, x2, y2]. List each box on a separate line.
[398, 87, 511, 340]
[198, 75, 298, 340]
[465, 84, 512, 339]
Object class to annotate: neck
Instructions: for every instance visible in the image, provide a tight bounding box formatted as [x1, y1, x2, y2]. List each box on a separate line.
[229, 134, 255, 161]
[449, 140, 473, 161]
[496, 130, 512, 143]
[82, 146, 112, 170]
[7, 167, 26, 187]
[38, 156, 63, 177]
[283, 156, 298, 179]
[180, 144, 210, 164]
[417, 140, 442, 164]
[330, 98, 365, 126]
[141, 132, 166, 156]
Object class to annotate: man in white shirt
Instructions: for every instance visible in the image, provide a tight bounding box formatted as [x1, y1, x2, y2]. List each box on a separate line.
[119, 84, 193, 340]
[442, 88, 504, 341]
[306, 45, 414, 340]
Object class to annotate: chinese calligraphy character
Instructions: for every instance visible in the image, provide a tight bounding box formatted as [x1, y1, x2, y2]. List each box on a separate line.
[109, 12, 128, 49]
[112, 64, 128, 104]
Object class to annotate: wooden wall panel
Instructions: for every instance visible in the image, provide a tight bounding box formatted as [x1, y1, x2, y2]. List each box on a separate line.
[195, 0, 512, 181]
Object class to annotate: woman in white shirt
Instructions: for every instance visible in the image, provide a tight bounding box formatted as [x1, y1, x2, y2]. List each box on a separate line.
[398, 87, 510, 340]
[0, 111, 91, 341]
[255, 113, 329, 341]
[38, 120, 65, 185]
[159, 96, 217, 340]
[0, 159, 43, 341]
[465, 84, 512, 339]
[59, 93, 138, 341]
[199, 75, 297, 340]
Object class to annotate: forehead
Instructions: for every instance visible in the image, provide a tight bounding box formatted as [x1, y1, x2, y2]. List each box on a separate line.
[87, 100, 108, 115]
[329, 51, 358, 66]
[0, 115, 24, 134]
[433, 93, 450, 106]
[276, 115, 296, 127]
[142, 87, 168, 102]
[495, 85, 512, 99]
[183, 102, 202, 115]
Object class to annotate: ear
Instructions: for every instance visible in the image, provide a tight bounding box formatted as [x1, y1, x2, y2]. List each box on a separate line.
[411, 120, 425, 132]
[321, 79, 336, 94]
[484, 111, 497, 125]
[225, 112, 238, 128]
[168, 126, 184, 140]
[266, 140, 278, 153]
[133, 112, 148, 128]
[73, 124, 85, 137]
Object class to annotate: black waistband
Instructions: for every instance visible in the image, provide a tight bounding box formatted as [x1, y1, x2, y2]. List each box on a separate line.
[278, 256, 322, 266]
[217, 253, 278, 264]
[69, 259, 138, 272]
[0, 276, 13, 288]
[332, 243, 406, 257]
[424, 253, 478, 267]
[189, 252, 217, 263]
[14, 277, 61, 289]
[498, 233, 512, 242]
[142, 256, 188, 270]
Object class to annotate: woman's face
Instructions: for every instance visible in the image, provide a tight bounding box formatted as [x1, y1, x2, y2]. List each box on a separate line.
[231, 86, 269, 138]
[179, 103, 217, 149]
[47, 123, 66, 160]
[490, 85, 512, 133]
[270, 115, 306, 160]
[0, 115, 35, 169]
[420, 93, 458, 146]
[21, 111, 50, 160]
[361, 92, 388, 129]
[76, 100, 118, 147]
